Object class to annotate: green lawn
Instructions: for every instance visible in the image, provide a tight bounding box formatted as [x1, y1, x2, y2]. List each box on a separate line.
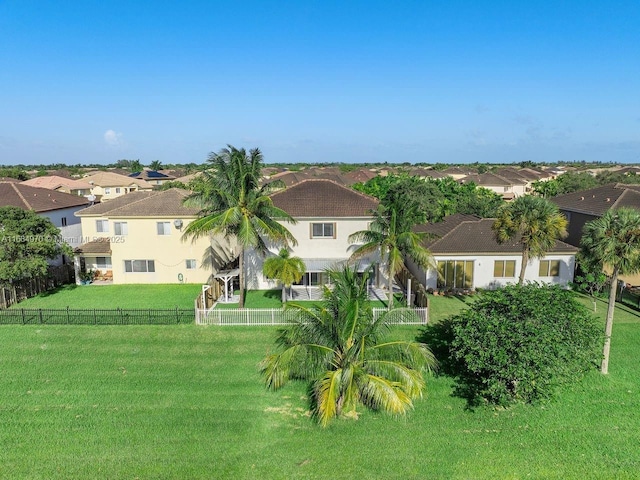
[1, 293, 639, 478]
[11, 284, 202, 309]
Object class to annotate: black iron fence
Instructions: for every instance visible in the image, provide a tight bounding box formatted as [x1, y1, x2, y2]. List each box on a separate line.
[0, 308, 194, 325]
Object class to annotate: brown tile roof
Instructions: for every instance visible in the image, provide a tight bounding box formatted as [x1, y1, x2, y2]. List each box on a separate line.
[76, 189, 198, 218]
[0, 182, 90, 212]
[460, 172, 513, 187]
[419, 217, 577, 255]
[74, 238, 112, 255]
[270, 179, 378, 217]
[415, 213, 480, 237]
[551, 184, 640, 216]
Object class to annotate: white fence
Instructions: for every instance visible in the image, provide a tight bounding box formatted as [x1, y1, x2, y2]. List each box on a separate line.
[195, 307, 428, 326]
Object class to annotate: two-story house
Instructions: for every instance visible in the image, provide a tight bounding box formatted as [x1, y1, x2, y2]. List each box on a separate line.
[82, 171, 154, 201]
[245, 179, 383, 292]
[74, 189, 234, 284]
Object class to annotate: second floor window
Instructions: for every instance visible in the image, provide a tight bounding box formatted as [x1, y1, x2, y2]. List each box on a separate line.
[186, 259, 196, 269]
[157, 222, 171, 235]
[311, 223, 335, 238]
[115, 187, 121, 194]
[114, 222, 128, 236]
[105, 188, 111, 194]
[96, 219, 109, 233]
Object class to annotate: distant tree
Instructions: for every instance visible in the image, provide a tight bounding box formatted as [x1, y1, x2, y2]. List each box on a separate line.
[531, 179, 559, 198]
[0, 207, 70, 303]
[493, 196, 568, 284]
[580, 208, 640, 374]
[0, 168, 29, 181]
[261, 265, 435, 426]
[129, 159, 144, 173]
[149, 160, 163, 171]
[555, 172, 598, 195]
[158, 181, 187, 191]
[262, 249, 306, 302]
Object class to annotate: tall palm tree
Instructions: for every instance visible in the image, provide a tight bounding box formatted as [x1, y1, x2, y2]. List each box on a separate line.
[580, 208, 640, 374]
[260, 265, 436, 426]
[263, 248, 306, 302]
[349, 206, 433, 309]
[493, 195, 568, 285]
[182, 145, 297, 308]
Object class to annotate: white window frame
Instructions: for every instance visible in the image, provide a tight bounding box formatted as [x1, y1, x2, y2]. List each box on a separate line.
[124, 260, 155, 273]
[114, 221, 128, 236]
[96, 219, 109, 233]
[115, 187, 121, 194]
[310, 222, 336, 238]
[104, 187, 111, 194]
[186, 259, 196, 269]
[539, 260, 560, 277]
[157, 222, 171, 235]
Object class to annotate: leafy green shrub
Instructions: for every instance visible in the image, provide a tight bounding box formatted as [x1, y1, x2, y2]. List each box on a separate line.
[426, 284, 601, 407]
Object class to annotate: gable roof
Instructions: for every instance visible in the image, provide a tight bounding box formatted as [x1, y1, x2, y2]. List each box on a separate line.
[76, 189, 198, 218]
[418, 216, 577, 255]
[551, 183, 640, 216]
[82, 171, 153, 189]
[0, 182, 90, 213]
[270, 179, 378, 217]
[460, 172, 514, 187]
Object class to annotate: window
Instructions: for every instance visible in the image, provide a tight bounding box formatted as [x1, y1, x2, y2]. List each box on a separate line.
[494, 260, 516, 278]
[539, 260, 560, 277]
[157, 222, 171, 235]
[104, 187, 111, 194]
[96, 256, 112, 269]
[437, 260, 474, 289]
[96, 220, 109, 233]
[124, 260, 155, 273]
[311, 223, 335, 238]
[114, 222, 128, 236]
[61, 217, 67, 227]
[115, 187, 121, 194]
[186, 259, 196, 269]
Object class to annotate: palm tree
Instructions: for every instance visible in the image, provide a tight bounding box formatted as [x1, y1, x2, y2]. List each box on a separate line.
[260, 265, 436, 426]
[493, 195, 568, 285]
[580, 208, 640, 374]
[348, 206, 433, 309]
[182, 145, 297, 308]
[149, 160, 163, 171]
[263, 248, 306, 302]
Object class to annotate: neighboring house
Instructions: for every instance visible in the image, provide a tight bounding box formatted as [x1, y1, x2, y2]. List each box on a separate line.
[245, 179, 383, 290]
[128, 170, 176, 186]
[460, 172, 526, 200]
[551, 183, 640, 247]
[74, 189, 233, 284]
[82, 171, 154, 201]
[0, 181, 90, 262]
[21, 175, 93, 197]
[407, 214, 577, 290]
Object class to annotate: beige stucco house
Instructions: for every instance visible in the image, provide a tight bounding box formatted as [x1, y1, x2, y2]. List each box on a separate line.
[82, 171, 154, 201]
[74, 189, 234, 284]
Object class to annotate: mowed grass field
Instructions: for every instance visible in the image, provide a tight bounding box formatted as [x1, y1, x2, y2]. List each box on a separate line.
[10, 284, 202, 309]
[0, 295, 639, 479]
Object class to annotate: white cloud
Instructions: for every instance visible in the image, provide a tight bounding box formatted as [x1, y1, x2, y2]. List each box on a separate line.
[104, 129, 123, 147]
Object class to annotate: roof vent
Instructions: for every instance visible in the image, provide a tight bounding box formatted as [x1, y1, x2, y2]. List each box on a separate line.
[606, 198, 611, 202]
[580, 196, 584, 200]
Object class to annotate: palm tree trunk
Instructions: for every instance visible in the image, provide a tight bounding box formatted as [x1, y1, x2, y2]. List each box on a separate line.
[388, 268, 394, 309]
[518, 249, 529, 285]
[239, 247, 245, 309]
[601, 269, 618, 374]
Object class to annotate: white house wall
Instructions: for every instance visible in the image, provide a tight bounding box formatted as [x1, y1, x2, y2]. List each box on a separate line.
[245, 217, 381, 290]
[406, 253, 576, 290]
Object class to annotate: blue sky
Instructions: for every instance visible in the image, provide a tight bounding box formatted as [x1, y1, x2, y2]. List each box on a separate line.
[1, 0, 639, 165]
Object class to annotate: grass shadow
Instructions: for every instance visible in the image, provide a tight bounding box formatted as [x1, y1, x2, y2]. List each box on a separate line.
[30, 283, 78, 298]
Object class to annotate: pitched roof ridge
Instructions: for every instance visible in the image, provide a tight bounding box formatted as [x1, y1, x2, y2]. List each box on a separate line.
[270, 177, 378, 203]
[11, 183, 30, 209]
[100, 191, 162, 215]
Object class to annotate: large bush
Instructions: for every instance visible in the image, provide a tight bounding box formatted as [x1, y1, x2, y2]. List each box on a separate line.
[425, 284, 601, 406]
